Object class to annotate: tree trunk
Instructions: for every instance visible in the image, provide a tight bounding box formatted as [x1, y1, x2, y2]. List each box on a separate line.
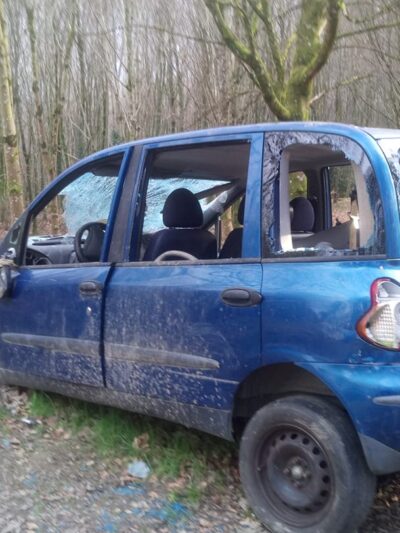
[49, 9, 75, 178]
[25, 2, 52, 184]
[0, 0, 24, 222]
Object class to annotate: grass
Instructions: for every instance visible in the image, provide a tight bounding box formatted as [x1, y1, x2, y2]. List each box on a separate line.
[0, 405, 10, 421]
[28, 390, 237, 503]
[29, 391, 58, 418]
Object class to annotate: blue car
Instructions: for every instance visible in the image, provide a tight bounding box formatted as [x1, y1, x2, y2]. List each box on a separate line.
[0, 122, 400, 532]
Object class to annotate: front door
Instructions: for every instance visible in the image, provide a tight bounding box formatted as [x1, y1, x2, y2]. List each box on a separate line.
[103, 134, 263, 421]
[0, 149, 130, 386]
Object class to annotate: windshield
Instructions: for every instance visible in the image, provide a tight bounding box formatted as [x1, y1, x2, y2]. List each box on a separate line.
[29, 172, 119, 240]
[143, 177, 229, 233]
[60, 173, 118, 234]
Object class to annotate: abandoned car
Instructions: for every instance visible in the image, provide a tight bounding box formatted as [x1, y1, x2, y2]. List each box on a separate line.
[1, 122, 400, 532]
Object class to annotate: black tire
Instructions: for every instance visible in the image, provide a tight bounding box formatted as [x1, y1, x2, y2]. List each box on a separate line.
[239, 395, 376, 533]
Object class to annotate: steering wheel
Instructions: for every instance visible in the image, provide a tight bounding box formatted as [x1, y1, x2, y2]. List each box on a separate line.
[74, 222, 106, 263]
[155, 250, 197, 262]
[25, 248, 52, 266]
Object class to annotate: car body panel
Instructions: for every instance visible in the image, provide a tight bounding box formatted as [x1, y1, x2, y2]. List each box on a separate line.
[261, 258, 400, 367]
[298, 361, 400, 452]
[103, 261, 261, 408]
[103, 132, 263, 410]
[2, 122, 400, 474]
[0, 265, 110, 386]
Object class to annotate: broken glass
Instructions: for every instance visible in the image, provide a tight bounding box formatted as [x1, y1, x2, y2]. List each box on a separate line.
[263, 132, 385, 257]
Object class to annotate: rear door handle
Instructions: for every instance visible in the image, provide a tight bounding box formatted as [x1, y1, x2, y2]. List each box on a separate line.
[79, 280, 103, 296]
[221, 287, 262, 307]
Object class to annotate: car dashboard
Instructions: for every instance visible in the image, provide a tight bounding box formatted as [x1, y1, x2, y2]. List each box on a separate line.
[26, 235, 76, 265]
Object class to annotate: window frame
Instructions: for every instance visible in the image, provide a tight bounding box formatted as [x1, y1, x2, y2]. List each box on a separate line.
[125, 133, 264, 264]
[262, 131, 387, 262]
[18, 149, 131, 268]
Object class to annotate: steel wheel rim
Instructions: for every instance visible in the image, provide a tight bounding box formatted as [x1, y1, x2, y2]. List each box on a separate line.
[255, 424, 334, 528]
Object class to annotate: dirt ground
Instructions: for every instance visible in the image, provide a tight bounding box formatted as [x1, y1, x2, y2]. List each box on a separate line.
[0, 387, 400, 533]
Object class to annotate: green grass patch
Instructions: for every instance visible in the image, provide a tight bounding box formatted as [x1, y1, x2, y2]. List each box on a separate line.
[0, 405, 10, 421]
[29, 390, 58, 418]
[27, 390, 237, 502]
[91, 408, 139, 455]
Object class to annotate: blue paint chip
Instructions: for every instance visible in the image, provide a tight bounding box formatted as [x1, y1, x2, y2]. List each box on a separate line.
[169, 501, 189, 514]
[130, 507, 144, 516]
[142, 500, 190, 525]
[145, 507, 168, 521]
[1, 438, 10, 449]
[112, 483, 145, 497]
[23, 473, 38, 488]
[97, 511, 118, 533]
[100, 524, 117, 533]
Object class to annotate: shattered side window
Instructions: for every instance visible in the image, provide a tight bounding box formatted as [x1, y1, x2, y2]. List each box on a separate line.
[31, 173, 119, 237]
[143, 177, 228, 234]
[262, 132, 385, 258]
[378, 138, 400, 202]
[62, 173, 118, 234]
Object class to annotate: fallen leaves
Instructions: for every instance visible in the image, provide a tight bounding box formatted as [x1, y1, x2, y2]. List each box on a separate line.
[132, 432, 150, 451]
[0, 386, 28, 416]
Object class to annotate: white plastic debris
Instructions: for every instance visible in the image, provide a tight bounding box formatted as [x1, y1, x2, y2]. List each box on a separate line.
[127, 460, 151, 479]
[21, 417, 40, 426]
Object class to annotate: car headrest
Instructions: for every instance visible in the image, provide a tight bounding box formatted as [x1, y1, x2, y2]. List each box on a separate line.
[238, 196, 245, 226]
[290, 196, 315, 232]
[163, 188, 203, 228]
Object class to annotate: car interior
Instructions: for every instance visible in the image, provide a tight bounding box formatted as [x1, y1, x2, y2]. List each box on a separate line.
[137, 140, 374, 261]
[279, 143, 375, 257]
[136, 141, 250, 262]
[22, 139, 375, 266]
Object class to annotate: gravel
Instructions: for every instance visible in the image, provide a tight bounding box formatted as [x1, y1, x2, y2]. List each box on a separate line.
[0, 386, 399, 532]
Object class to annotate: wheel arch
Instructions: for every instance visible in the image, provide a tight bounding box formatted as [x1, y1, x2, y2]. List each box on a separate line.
[232, 363, 349, 439]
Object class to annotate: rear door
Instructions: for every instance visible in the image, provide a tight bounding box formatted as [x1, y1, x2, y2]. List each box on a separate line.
[260, 129, 387, 368]
[103, 134, 263, 426]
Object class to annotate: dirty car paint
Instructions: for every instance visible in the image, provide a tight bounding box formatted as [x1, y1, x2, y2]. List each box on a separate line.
[3, 122, 400, 477]
[0, 265, 111, 386]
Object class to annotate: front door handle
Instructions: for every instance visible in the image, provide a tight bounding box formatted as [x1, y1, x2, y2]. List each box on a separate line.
[221, 287, 262, 307]
[79, 280, 103, 296]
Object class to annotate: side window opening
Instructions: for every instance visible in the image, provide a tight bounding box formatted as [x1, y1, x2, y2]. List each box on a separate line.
[25, 154, 123, 265]
[329, 163, 375, 251]
[289, 171, 308, 200]
[263, 136, 384, 258]
[136, 142, 250, 262]
[329, 165, 356, 227]
[219, 195, 243, 239]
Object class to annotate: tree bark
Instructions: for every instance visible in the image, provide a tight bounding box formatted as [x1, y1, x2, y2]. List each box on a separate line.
[24, 2, 52, 184]
[49, 8, 75, 178]
[205, 0, 341, 121]
[0, 0, 24, 221]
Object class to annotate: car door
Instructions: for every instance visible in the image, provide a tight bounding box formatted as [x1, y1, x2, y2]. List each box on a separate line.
[103, 133, 263, 426]
[260, 128, 388, 370]
[0, 148, 132, 387]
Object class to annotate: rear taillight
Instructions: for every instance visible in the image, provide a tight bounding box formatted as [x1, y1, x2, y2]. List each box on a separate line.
[357, 278, 400, 350]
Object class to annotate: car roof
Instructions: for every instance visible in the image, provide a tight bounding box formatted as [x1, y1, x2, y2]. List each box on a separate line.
[82, 121, 400, 163]
[362, 127, 400, 139]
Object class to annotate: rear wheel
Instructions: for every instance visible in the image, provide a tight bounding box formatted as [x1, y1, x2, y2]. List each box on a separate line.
[239, 395, 376, 533]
